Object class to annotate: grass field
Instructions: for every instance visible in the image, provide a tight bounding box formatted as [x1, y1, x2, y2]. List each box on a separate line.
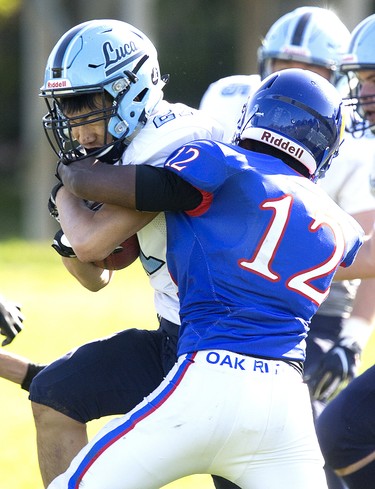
[0, 239, 213, 489]
[1, 239, 374, 488]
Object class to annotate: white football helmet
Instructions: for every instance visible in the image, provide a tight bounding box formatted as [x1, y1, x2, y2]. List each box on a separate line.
[258, 7, 350, 83]
[40, 19, 167, 163]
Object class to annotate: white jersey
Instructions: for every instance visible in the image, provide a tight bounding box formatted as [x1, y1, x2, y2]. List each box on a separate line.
[199, 74, 375, 319]
[317, 131, 375, 317]
[199, 74, 260, 142]
[119, 99, 224, 325]
[320, 132, 375, 215]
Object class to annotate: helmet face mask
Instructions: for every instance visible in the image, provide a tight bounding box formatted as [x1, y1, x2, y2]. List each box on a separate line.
[341, 73, 375, 136]
[234, 69, 344, 182]
[340, 14, 375, 135]
[42, 91, 118, 162]
[40, 19, 166, 163]
[258, 6, 350, 83]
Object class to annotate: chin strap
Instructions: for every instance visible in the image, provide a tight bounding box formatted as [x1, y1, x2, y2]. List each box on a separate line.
[96, 140, 128, 165]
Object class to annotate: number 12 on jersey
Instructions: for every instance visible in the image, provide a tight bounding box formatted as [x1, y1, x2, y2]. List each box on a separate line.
[238, 194, 345, 306]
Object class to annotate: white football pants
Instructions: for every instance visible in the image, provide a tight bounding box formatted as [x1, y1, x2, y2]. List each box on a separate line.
[48, 350, 328, 489]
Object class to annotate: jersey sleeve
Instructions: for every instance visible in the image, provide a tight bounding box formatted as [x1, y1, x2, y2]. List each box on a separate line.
[340, 218, 365, 268]
[321, 134, 375, 215]
[164, 140, 230, 192]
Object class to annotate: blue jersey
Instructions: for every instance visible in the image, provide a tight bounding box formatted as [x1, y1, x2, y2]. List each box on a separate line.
[164, 140, 364, 361]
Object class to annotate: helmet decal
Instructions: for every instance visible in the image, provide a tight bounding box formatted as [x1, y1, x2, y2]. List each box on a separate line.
[249, 127, 316, 174]
[290, 11, 311, 46]
[102, 40, 144, 77]
[49, 23, 84, 75]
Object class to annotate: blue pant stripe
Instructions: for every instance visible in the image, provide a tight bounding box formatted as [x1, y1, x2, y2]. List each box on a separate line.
[68, 353, 196, 488]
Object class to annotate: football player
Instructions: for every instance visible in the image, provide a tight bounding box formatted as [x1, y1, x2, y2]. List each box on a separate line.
[199, 9, 375, 489]
[50, 68, 361, 489]
[316, 14, 375, 489]
[25, 19, 243, 489]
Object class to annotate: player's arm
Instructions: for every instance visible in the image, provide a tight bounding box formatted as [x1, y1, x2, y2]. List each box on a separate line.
[307, 210, 375, 402]
[343, 207, 375, 343]
[334, 232, 375, 280]
[331, 211, 375, 394]
[58, 158, 138, 208]
[57, 158, 202, 212]
[61, 257, 113, 292]
[55, 186, 156, 263]
[334, 212, 375, 281]
[51, 226, 114, 291]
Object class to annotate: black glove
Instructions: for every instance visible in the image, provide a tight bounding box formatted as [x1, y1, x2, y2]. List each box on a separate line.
[304, 340, 360, 403]
[52, 228, 77, 258]
[0, 297, 24, 346]
[48, 182, 64, 222]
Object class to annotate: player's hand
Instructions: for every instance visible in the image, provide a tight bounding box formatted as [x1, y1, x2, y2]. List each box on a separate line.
[48, 182, 64, 222]
[0, 297, 24, 346]
[52, 229, 77, 258]
[304, 341, 360, 402]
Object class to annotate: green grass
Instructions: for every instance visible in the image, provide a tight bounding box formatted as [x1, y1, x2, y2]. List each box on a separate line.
[1, 239, 374, 488]
[0, 239, 213, 488]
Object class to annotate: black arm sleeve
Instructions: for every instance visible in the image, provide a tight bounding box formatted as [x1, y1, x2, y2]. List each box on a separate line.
[135, 165, 203, 212]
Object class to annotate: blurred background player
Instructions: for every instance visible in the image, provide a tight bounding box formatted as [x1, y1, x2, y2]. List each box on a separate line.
[50, 67, 355, 489]
[199, 6, 350, 139]
[4, 19, 239, 489]
[199, 8, 375, 488]
[315, 14, 375, 489]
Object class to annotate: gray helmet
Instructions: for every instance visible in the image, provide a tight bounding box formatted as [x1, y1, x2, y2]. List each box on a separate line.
[258, 7, 350, 83]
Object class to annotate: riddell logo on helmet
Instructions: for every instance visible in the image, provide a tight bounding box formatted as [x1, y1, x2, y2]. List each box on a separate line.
[341, 54, 357, 64]
[281, 46, 309, 58]
[261, 131, 304, 159]
[46, 80, 69, 89]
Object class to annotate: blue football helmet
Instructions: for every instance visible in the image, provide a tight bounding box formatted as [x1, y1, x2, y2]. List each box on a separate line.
[234, 68, 344, 182]
[40, 19, 167, 163]
[340, 14, 375, 135]
[258, 7, 350, 83]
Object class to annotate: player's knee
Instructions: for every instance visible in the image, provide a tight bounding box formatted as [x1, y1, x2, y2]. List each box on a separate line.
[31, 400, 83, 430]
[30, 369, 82, 422]
[31, 400, 58, 426]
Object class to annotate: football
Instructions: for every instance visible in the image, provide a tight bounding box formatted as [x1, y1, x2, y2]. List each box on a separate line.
[93, 234, 140, 270]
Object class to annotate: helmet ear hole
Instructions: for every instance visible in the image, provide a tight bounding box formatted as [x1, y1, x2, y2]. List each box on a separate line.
[136, 88, 148, 102]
